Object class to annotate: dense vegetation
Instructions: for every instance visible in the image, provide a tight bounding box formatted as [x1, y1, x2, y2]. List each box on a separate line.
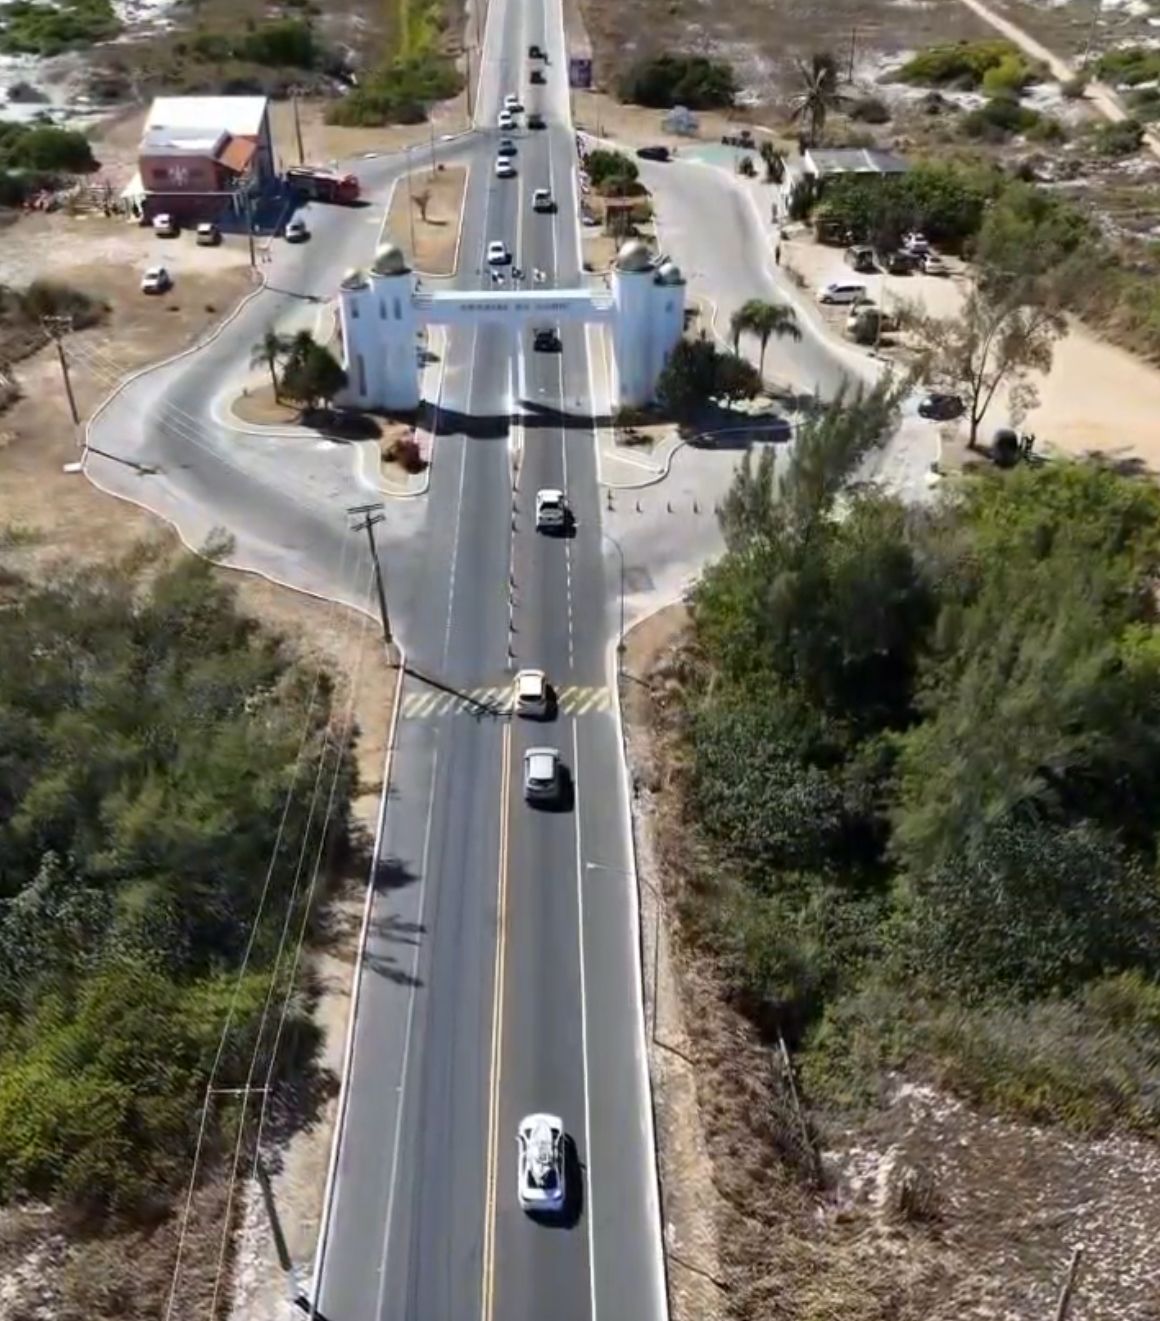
[897, 40, 1038, 93]
[961, 96, 1064, 143]
[675, 390, 1160, 1134]
[616, 52, 737, 109]
[0, 551, 355, 1209]
[1096, 45, 1160, 87]
[813, 160, 992, 248]
[0, 0, 118, 55]
[584, 147, 641, 196]
[0, 121, 97, 175]
[0, 279, 109, 372]
[180, 19, 321, 71]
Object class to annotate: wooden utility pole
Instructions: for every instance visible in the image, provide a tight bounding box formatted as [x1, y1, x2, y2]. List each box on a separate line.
[43, 316, 80, 427]
[1053, 1248, 1084, 1321]
[848, 25, 858, 82]
[291, 89, 305, 165]
[348, 501, 393, 650]
[243, 189, 256, 269]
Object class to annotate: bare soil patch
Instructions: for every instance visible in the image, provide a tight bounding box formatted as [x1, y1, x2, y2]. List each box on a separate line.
[384, 162, 469, 274]
[232, 383, 304, 428]
[267, 96, 472, 172]
[620, 603, 1160, 1321]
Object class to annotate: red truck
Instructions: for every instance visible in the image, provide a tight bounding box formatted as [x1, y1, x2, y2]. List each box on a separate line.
[285, 166, 361, 204]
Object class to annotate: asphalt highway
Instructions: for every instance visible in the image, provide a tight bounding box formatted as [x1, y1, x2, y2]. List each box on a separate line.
[316, 0, 666, 1316]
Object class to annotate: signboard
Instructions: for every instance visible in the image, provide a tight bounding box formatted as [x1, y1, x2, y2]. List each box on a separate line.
[568, 55, 592, 89]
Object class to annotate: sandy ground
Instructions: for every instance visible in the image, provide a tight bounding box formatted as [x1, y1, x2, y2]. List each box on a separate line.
[384, 162, 469, 275]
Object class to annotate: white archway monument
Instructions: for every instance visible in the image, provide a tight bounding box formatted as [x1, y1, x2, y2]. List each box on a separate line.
[335, 238, 687, 413]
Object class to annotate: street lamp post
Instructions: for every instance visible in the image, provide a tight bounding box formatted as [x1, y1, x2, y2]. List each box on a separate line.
[404, 144, 416, 259]
[603, 529, 626, 673]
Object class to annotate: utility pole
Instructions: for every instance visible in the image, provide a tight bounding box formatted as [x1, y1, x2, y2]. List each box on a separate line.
[43, 316, 80, 427]
[429, 113, 437, 176]
[1080, 0, 1102, 69]
[1053, 1248, 1084, 1321]
[848, 25, 857, 82]
[348, 502, 393, 650]
[465, 47, 473, 121]
[243, 188, 256, 269]
[291, 88, 305, 165]
[405, 144, 417, 258]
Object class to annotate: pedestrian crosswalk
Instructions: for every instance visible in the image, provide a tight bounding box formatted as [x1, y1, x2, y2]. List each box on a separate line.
[401, 684, 612, 720]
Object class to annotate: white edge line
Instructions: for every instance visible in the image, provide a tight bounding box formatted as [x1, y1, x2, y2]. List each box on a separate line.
[375, 742, 440, 1316]
[308, 639, 409, 1318]
[605, 620, 672, 1321]
[571, 719, 599, 1321]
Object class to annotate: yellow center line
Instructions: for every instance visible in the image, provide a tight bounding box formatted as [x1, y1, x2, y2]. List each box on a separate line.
[481, 720, 512, 1321]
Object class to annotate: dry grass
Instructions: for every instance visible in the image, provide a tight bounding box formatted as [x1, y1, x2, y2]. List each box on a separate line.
[385, 162, 469, 274]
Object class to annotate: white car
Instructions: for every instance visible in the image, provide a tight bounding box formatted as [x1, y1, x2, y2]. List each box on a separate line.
[904, 230, 931, 255]
[487, 239, 510, 265]
[516, 1113, 566, 1213]
[285, 216, 310, 242]
[498, 110, 515, 130]
[504, 93, 524, 112]
[921, 252, 948, 276]
[523, 747, 561, 803]
[532, 188, 554, 213]
[535, 487, 567, 532]
[151, 212, 177, 237]
[495, 156, 516, 178]
[140, 265, 172, 294]
[514, 668, 550, 718]
[817, 280, 868, 305]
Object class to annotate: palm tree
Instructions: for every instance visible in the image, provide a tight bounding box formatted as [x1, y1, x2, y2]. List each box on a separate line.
[250, 328, 293, 402]
[729, 298, 802, 378]
[789, 52, 848, 146]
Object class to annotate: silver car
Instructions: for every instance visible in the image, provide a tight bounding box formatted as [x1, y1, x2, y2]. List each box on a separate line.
[516, 1113, 566, 1213]
[523, 747, 560, 803]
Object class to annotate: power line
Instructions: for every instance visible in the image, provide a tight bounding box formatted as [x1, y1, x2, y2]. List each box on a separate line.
[348, 502, 393, 651]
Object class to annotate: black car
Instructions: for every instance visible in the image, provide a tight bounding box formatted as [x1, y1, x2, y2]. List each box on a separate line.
[530, 68, 545, 84]
[528, 43, 544, 58]
[527, 112, 546, 129]
[918, 392, 964, 421]
[636, 144, 671, 162]
[533, 328, 561, 352]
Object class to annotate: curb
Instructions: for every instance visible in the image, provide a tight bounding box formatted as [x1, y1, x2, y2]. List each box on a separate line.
[606, 612, 677, 1321]
[306, 640, 408, 1320]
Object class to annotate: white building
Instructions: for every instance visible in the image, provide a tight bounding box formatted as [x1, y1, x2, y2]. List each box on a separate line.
[335, 238, 686, 413]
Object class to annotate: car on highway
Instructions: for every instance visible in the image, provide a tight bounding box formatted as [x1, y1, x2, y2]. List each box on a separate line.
[523, 748, 562, 804]
[533, 327, 561, 352]
[514, 668, 552, 718]
[535, 486, 568, 531]
[918, 392, 965, 420]
[530, 68, 545, 84]
[527, 42, 545, 58]
[140, 265, 172, 294]
[498, 110, 515, 130]
[195, 221, 221, 246]
[527, 112, 546, 129]
[497, 137, 517, 157]
[504, 93, 523, 112]
[516, 1113, 566, 1213]
[151, 212, 178, 237]
[636, 144, 671, 162]
[285, 216, 310, 242]
[495, 156, 516, 178]
[532, 187, 555, 213]
[487, 239, 510, 265]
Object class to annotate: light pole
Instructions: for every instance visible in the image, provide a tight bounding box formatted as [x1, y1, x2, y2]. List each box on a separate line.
[404, 144, 416, 259]
[602, 529, 626, 673]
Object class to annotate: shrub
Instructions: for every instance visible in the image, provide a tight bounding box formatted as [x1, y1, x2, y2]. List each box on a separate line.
[1093, 117, 1145, 156]
[1096, 46, 1160, 87]
[1128, 86, 1160, 119]
[387, 434, 427, 472]
[616, 52, 737, 109]
[961, 96, 1041, 141]
[897, 40, 1035, 90]
[815, 160, 993, 249]
[584, 147, 640, 193]
[237, 18, 317, 69]
[1062, 74, 1088, 99]
[0, 122, 98, 173]
[326, 51, 461, 125]
[849, 95, 891, 124]
[981, 54, 1034, 96]
[0, 0, 119, 55]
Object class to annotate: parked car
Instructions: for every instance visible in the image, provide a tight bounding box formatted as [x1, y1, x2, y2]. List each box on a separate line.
[817, 280, 868, 305]
[918, 392, 965, 420]
[636, 144, 671, 161]
[140, 265, 172, 294]
[883, 249, 916, 275]
[846, 305, 896, 340]
[903, 231, 931, 256]
[922, 252, 948, 276]
[845, 245, 875, 273]
[195, 221, 221, 246]
[151, 212, 178, 237]
[285, 216, 310, 242]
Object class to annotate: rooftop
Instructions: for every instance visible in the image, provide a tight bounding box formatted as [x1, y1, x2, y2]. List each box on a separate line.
[144, 95, 269, 140]
[140, 126, 229, 157]
[804, 147, 910, 177]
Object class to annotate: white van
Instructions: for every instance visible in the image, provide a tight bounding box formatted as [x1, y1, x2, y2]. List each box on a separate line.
[817, 280, 867, 305]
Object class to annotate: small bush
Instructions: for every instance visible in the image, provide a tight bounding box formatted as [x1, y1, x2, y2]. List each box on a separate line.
[326, 52, 460, 126]
[1093, 117, 1145, 157]
[961, 96, 1041, 141]
[585, 147, 640, 195]
[1128, 87, 1160, 120]
[616, 52, 737, 109]
[849, 95, 891, 124]
[0, 0, 119, 55]
[0, 122, 98, 173]
[898, 40, 1036, 91]
[387, 434, 427, 473]
[1096, 46, 1160, 87]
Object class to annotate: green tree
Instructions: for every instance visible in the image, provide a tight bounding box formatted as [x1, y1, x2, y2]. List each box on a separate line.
[788, 52, 848, 146]
[278, 332, 348, 413]
[729, 298, 802, 378]
[656, 335, 724, 418]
